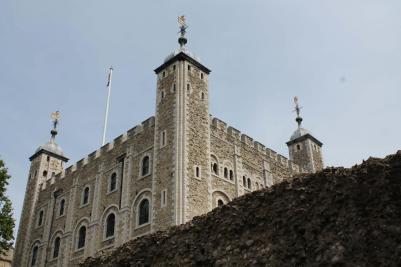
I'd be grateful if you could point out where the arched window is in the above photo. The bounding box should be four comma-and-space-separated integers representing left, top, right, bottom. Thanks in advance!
138, 199, 150, 225
255, 182, 259, 189
296, 144, 301, 151
77, 226, 86, 249
31, 246, 38, 266
247, 178, 251, 189
109, 173, 117, 192
105, 213, 115, 238
224, 168, 228, 178
242, 176, 246, 187
195, 166, 200, 178
83, 187, 90, 205
217, 199, 224, 207
43, 170, 48, 177
59, 199, 65, 216
38, 210, 44, 226
141, 156, 150, 176
212, 163, 218, 175
53, 237, 61, 258
229, 170, 234, 181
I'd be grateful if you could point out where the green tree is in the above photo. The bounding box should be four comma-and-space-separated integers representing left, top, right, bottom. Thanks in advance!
0, 159, 14, 255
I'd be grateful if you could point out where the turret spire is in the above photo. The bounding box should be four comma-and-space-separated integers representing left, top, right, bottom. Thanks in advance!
178, 15, 188, 48
293, 96, 303, 129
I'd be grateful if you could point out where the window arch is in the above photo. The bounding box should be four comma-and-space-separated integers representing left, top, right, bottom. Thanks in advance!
138, 199, 150, 226
229, 170, 234, 181
31, 245, 39, 266
141, 156, 150, 176
53, 236, 61, 258
82, 187, 90, 205
77, 226, 86, 249
109, 173, 117, 192
247, 178, 251, 189
105, 213, 115, 238
59, 199, 65, 216
242, 176, 246, 187
224, 167, 228, 179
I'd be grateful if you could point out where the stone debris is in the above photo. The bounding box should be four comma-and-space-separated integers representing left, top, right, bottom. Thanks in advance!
82, 151, 401, 266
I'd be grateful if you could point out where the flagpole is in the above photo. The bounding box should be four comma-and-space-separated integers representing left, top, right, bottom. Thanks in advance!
102, 66, 113, 146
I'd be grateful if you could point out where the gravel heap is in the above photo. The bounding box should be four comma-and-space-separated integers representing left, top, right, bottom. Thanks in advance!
82, 151, 401, 266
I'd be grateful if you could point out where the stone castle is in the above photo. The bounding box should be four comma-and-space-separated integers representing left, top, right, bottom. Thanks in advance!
14, 20, 323, 267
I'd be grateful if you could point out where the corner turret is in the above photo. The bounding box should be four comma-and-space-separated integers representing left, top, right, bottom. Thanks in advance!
286, 97, 323, 173
14, 111, 68, 267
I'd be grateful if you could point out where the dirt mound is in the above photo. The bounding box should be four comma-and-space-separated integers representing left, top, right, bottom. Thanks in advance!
82, 151, 401, 266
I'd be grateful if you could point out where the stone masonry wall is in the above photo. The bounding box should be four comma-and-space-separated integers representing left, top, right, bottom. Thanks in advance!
185, 62, 211, 221
22, 118, 155, 266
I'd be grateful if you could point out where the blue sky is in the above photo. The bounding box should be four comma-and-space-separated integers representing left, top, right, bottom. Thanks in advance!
1, 0, 400, 235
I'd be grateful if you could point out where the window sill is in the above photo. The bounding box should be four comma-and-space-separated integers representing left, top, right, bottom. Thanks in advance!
74, 247, 85, 253
106, 189, 118, 196
135, 222, 151, 230
79, 203, 90, 209
102, 235, 115, 242
138, 173, 151, 181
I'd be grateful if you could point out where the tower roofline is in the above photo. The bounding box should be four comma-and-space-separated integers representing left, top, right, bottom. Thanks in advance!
29, 149, 69, 162
154, 51, 211, 74
286, 133, 323, 147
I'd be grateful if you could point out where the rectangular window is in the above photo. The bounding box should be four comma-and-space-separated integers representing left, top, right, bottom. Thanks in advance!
194, 165, 201, 179
160, 130, 167, 148
187, 65, 191, 71
161, 189, 167, 207
201, 73, 204, 80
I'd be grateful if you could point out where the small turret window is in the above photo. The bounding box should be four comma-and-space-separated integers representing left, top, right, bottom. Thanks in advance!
105, 213, 115, 238
296, 144, 301, 151
109, 173, 117, 193
43, 170, 48, 177
53, 237, 60, 258
138, 199, 150, 225
187, 65, 191, 71
201, 73, 204, 80
224, 167, 228, 179
173, 65, 176, 71
38, 210, 44, 226
59, 199, 65, 216
247, 178, 251, 189
77, 226, 86, 249
212, 163, 218, 175
82, 187, 90, 205
141, 156, 150, 176
243, 176, 246, 187
229, 170, 234, 181
217, 199, 224, 207
162, 71, 166, 78
31, 246, 38, 266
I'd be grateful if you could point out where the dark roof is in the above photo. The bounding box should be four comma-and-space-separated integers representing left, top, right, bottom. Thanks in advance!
154, 52, 211, 74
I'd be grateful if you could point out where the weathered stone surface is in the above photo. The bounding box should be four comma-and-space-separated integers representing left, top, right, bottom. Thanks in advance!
82, 151, 401, 266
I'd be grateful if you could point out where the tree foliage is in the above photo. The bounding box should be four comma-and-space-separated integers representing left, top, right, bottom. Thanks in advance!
0, 159, 14, 255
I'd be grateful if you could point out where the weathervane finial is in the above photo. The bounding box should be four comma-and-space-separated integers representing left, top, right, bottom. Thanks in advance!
293, 97, 303, 128
178, 15, 188, 47
50, 111, 60, 141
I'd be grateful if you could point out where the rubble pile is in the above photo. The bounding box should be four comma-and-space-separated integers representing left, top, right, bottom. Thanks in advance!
82, 151, 401, 266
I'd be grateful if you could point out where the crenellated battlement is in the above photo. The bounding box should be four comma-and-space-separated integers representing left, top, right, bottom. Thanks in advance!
37, 116, 156, 191
210, 116, 306, 174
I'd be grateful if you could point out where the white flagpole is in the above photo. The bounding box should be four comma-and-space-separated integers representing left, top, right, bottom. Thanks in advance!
102, 66, 113, 146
